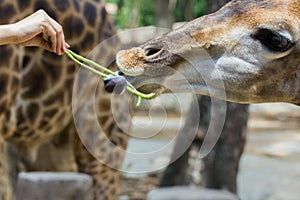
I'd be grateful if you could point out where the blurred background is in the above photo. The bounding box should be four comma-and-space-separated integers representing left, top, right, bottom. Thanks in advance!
103, 1, 300, 200
106, 0, 206, 29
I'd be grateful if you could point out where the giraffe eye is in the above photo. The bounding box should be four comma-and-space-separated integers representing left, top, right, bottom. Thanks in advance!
252, 28, 293, 52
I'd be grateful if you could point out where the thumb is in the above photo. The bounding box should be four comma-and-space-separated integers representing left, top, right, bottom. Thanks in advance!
20, 34, 60, 54
24, 35, 55, 53
38, 39, 53, 53
35, 34, 53, 53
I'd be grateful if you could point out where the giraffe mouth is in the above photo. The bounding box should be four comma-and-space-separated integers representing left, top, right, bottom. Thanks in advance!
103, 71, 164, 96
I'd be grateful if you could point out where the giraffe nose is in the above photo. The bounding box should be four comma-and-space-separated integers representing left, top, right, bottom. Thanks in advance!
144, 47, 163, 57
117, 71, 124, 76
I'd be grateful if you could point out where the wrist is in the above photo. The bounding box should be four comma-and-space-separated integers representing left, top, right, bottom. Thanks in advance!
0, 24, 19, 45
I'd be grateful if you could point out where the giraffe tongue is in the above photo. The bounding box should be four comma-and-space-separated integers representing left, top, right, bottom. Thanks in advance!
103, 75, 127, 94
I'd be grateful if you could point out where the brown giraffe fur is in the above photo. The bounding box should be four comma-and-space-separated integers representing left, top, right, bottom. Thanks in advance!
0, 0, 130, 199
116, 0, 300, 105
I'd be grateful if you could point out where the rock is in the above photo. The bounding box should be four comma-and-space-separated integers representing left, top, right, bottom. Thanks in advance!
147, 186, 239, 200
16, 172, 93, 200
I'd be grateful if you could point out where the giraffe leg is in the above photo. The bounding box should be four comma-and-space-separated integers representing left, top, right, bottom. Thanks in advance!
71, 98, 130, 200
71, 59, 130, 200
72, 129, 124, 200
19, 124, 78, 172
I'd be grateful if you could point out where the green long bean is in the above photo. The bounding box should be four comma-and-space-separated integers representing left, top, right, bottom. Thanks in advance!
65, 49, 155, 106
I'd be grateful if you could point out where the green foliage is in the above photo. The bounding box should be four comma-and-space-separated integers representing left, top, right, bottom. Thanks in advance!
193, 0, 207, 18
138, 0, 155, 27
107, 0, 207, 28
106, 0, 154, 28
174, 0, 206, 21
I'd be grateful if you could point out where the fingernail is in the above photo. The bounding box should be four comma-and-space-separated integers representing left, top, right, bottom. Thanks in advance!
65, 43, 70, 48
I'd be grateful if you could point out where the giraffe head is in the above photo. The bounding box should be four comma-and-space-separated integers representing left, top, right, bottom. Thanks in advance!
116, 0, 300, 105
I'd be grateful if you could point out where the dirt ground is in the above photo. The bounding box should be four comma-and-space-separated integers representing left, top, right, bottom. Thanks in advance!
118, 103, 300, 200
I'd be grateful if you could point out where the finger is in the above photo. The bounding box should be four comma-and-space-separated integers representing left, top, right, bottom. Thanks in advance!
48, 17, 65, 55
59, 28, 67, 54
61, 33, 66, 54
21, 34, 52, 52
56, 28, 62, 55
43, 23, 57, 53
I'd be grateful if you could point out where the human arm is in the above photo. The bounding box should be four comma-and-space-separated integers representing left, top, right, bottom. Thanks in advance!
0, 9, 68, 55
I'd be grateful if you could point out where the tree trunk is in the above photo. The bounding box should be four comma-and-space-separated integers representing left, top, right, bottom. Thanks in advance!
154, 0, 175, 29
184, 0, 195, 21
206, 0, 231, 13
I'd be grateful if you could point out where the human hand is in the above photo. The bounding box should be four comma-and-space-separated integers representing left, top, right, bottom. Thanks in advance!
10, 10, 69, 55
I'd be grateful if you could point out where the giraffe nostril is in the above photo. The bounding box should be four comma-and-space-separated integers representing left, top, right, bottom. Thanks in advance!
144, 48, 163, 57
117, 71, 124, 76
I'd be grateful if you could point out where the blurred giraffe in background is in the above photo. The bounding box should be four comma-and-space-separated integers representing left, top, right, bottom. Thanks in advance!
0, 0, 130, 199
